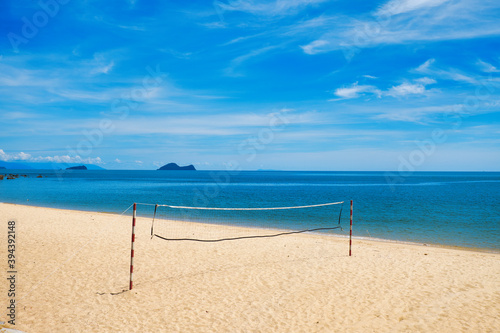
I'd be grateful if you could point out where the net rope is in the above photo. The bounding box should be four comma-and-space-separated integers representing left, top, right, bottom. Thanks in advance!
157, 201, 343, 210
138, 201, 345, 243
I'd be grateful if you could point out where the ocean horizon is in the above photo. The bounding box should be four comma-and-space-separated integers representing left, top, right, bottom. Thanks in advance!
1, 169, 499, 251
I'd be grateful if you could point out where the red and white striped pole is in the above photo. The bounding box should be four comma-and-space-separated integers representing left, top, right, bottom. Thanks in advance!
129, 203, 137, 290
349, 200, 353, 256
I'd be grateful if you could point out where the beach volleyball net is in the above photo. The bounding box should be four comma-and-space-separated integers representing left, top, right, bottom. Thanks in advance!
128, 201, 353, 290
145, 201, 345, 242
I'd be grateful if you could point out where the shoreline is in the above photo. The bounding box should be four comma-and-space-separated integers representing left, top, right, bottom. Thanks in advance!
2, 201, 498, 254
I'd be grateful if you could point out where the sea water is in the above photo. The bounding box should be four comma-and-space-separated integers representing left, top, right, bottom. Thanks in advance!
0, 170, 499, 251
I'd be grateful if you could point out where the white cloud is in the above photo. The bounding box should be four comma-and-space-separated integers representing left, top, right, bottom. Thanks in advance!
0, 55, 196, 109
476, 59, 500, 73
32, 155, 103, 164
332, 82, 381, 100
300, 40, 329, 55
373, 104, 462, 122
333, 77, 436, 100
415, 77, 436, 85
0, 112, 40, 120
92, 60, 115, 75
89, 53, 115, 75
221, 33, 266, 46
386, 82, 427, 97
376, 0, 450, 17
99, 109, 315, 136
415, 59, 479, 84
373, 95, 500, 122
0, 63, 60, 88
0, 149, 31, 162
219, 0, 329, 16
0, 149, 10, 161
300, 1, 500, 56
0, 149, 103, 164
447, 72, 478, 84
384, 76, 436, 97
17, 152, 32, 160
225, 45, 280, 76
415, 59, 435, 72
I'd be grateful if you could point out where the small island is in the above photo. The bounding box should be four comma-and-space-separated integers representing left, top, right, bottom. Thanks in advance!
0, 166, 6, 169
157, 163, 196, 171
66, 165, 88, 170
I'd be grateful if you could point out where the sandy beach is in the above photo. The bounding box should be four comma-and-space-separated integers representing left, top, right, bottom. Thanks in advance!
0, 202, 499, 332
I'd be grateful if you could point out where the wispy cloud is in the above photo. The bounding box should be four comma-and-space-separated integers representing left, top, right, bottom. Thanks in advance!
0, 55, 219, 109
0, 63, 60, 88
386, 82, 426, 97
373, 94, 500, 123
299, 0, 500, 55
2, 108, 316, 139
93, 109, 315, 136
332, 77, 436, 100
225, 45, 280, 76
416, 59, 435, 72
331, 82, 381, 100
414, 59, 480, 84
221, 32, 268, 46
476, 59, 500, 73
0, 112, 41, 120
375, 0, 451, 16
300, 40, 329, 55
217, 0, 329, 17
415, 77, 436, 85
386, 80, 436, 97
90, 59, 115, 75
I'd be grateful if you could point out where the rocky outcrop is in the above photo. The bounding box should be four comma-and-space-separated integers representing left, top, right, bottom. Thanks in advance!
66, 165, 88, 170
157, 163, 196, 171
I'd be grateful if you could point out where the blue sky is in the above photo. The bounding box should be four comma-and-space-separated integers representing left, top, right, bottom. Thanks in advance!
1, 0, 499, 171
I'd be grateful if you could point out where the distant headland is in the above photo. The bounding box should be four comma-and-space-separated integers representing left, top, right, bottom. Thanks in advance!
66, 165, 88, 170
157, 163, 196, 171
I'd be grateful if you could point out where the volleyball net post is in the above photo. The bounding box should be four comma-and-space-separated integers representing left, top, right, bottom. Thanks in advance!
349, 200, 353, 257
129, 203, 136, 290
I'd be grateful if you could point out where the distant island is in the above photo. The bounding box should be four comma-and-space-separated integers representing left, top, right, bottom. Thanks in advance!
157, 163, 196, 171
66, 165, 88, 170
0, 166, 6, 169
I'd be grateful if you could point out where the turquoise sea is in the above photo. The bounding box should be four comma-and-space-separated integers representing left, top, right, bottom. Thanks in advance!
0, 170, 499, 251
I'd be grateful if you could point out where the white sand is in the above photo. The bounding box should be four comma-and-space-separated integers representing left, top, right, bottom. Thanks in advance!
0, 203, 499, 332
